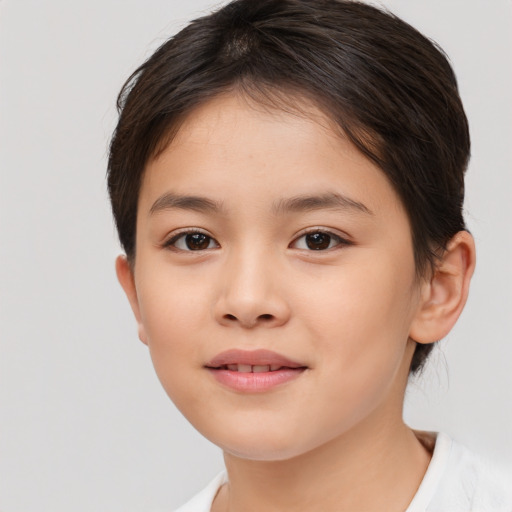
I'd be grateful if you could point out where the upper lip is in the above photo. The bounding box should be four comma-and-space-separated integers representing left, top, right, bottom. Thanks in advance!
205, 349, 306, 369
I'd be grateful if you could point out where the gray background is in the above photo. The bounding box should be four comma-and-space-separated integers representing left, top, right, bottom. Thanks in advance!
0, 1, 510, 510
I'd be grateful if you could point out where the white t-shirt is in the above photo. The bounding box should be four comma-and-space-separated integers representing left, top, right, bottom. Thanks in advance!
174, 433, 512, 511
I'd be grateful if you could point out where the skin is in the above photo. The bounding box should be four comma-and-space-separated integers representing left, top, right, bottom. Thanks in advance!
117, 93, 475, 511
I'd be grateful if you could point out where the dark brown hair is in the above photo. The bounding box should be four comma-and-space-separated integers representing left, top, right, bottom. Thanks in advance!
107, 0, 470, 374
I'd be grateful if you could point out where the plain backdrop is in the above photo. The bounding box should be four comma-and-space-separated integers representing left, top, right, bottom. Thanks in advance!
0, 1, 511, 511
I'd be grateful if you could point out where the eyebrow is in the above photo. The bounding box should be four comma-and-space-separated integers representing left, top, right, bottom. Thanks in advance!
149, 191, 372, 216
149, 193, 225, 215
271, 192, 373, 216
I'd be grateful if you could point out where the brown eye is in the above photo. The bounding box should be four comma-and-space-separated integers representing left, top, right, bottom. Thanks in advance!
291, 230, 349, 251
305, 232, 332, 250
166, 231, 219, 251
185, 233, 211, 250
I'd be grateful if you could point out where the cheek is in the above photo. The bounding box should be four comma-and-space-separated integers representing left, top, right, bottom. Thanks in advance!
138, 261, 212, 334
281, 263, 417, 445
297, 255, 417, 381
136, 268, 212, 397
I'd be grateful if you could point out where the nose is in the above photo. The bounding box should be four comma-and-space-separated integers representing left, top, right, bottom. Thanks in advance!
213, 248, 291, 329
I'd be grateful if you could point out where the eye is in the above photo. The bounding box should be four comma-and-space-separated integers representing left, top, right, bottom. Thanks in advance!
291, 230, 349, 251
165, 231, 219, 251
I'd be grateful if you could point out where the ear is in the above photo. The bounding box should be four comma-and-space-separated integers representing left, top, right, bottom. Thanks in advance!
115, 255, 148, 345
409, 231, 476, 344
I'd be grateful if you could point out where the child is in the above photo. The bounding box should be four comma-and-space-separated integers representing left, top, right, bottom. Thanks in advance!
107, 0, 512, 510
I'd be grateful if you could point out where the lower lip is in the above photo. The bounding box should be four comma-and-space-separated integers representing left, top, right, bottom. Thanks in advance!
207, 368, 306, 392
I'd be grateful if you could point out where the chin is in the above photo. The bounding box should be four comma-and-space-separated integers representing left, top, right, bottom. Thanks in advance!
221, 442, 304, 462
205, 423, 320, 462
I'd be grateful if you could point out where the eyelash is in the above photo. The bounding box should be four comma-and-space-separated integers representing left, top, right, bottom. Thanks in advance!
291, 229, 352, 251
163, 229, 219, 252
162, 228, 352, 253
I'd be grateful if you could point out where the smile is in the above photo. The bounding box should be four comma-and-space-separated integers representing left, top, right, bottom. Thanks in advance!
216, 364, 294, 372
205, 349, 308, 392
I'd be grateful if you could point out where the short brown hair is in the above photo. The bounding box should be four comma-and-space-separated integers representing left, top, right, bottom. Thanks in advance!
107, 0, 470, 374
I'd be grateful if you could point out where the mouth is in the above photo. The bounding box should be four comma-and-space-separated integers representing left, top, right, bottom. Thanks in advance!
205, 349, 308, 392
208, 363, 302, 373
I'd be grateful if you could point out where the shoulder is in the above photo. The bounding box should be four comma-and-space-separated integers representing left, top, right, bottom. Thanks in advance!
173, 471, 227, 512
408, 432, 512, 512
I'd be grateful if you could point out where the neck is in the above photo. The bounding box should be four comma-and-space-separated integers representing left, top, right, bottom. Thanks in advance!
214, 418, 431, 512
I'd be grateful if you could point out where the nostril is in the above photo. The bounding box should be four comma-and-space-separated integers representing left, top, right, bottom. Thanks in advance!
220, 313, 278, 326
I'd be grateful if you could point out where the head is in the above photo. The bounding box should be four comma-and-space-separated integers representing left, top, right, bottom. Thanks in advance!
108, 0, 471, 376
108, 0, 475, 459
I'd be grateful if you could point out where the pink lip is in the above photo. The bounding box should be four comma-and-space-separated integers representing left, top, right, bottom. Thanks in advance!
206, 349, 304, 368
205, 349, 307, 393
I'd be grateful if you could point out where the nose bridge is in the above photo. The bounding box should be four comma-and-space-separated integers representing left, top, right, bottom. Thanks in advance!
215, 239, 289, 328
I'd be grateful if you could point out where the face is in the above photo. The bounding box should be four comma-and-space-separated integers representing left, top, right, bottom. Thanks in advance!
119, 93, 424, 461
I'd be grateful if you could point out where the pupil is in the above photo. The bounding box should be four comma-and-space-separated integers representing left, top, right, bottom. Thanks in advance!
186, 233, 210, 250
306, 232, 330, 250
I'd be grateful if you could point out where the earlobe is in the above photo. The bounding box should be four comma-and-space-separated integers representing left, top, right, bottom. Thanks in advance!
115, 255, 149, 345
409, 231, 476, 344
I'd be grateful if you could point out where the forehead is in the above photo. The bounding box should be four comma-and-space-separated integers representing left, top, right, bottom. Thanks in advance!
139, 93, 405, 223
